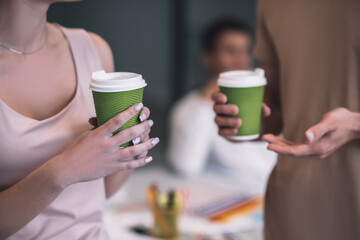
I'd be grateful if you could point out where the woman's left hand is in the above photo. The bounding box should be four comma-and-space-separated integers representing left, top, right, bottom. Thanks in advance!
88, 106, 151, 158
262, 108, 360, 159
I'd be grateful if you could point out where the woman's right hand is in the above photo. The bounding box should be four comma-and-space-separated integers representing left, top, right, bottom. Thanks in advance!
211, 91, 271, 140
51, 103, 158, 188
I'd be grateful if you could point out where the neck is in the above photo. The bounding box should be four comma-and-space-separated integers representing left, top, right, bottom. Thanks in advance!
0, 0, 49, 53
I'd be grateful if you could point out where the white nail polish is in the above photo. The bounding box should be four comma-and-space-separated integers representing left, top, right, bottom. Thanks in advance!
151, 137, 160, 146
132, 136, 141, 145
135, 103, 143, 112
139, 113, 147, 122
148, 119, 154, 127
145, 156, 153, 163
307, 131, 315, 143
105, 133, 114, 139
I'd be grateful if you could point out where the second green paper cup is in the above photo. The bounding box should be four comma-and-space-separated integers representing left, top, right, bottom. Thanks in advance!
90, 70, 147, 147
218, 68, 267, 141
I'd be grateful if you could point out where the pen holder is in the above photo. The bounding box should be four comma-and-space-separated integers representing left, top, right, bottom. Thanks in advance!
147, 184, 183, 239
152, 208, 179, 239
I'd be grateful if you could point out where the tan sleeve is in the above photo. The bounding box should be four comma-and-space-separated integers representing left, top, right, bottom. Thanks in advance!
254, 0, 278, 64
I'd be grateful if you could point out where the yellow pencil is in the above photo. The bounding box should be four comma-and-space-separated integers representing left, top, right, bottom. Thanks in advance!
209, 197, 263, 223
147, 183, 158, 210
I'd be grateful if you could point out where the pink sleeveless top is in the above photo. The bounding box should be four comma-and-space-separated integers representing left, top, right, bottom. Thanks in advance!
0, 26, 109, 240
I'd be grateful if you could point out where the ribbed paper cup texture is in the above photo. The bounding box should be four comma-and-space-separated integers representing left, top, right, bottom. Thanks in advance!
218, 68, 267, 141
90, 71, 147, 147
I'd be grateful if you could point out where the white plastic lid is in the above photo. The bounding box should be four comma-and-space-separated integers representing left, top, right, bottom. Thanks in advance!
217, 68, 267, 88
90, 70, 147, 92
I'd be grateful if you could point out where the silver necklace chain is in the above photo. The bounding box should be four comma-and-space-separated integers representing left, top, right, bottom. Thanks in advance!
0, 29, 48, 55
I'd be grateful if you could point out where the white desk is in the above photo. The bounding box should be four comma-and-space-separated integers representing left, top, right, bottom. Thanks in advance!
103, 166, 263, 240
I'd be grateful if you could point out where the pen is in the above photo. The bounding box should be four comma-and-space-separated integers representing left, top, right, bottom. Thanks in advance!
167, 189, 175, 210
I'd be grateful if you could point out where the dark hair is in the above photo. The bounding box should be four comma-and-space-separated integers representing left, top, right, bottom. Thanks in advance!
201, 16, 253, 53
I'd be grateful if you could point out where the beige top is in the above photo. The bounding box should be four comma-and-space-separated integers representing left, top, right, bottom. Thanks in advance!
0, 26, 109, 239
255, 0, 360, 239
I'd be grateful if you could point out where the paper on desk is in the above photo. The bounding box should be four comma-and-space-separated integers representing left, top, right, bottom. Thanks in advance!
179, 176, 260, 217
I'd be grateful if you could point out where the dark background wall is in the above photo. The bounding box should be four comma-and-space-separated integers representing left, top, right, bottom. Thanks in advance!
184, 0, 257, 93
47, 0, 257, 164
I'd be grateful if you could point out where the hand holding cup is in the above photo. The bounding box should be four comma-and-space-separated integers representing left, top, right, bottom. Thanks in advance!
91, 70, 148, 147
212, 69, 270, 141
52, 103, 159, 188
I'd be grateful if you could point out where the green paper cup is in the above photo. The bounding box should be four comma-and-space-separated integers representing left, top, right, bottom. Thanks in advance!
218, 68, 267, 141
90, 70, 147, 147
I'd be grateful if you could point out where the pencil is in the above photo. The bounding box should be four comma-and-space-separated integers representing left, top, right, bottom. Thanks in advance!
147, 183, 158, 210
209, 197, 263, 223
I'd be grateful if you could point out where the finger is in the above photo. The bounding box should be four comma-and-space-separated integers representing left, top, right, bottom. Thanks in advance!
263, 134, 329, 157
262, 134, 293, 146
266, 143, 296, 155
113, 119, 154, 146
88, 117, 98, 129
262, 134, 276, 143
116, 137, 160, 159
139, 107, 150, 122
211, 92, 227, 104
137, 134, 150, 159
99, 103, 144, 137
262, 134, 287, 144
262, 103, 271, 117
213, 104, 239, 116
117, 156, 153, 170
131, 125, 151, 146
305, 119, 334, 143
215, 116, 241, 128
132, 131, 150, 146
267, 142, 314, 157
219, 127, 238, 137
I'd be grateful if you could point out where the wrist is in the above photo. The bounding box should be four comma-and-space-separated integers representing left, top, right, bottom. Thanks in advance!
41, 155, 72, 192
350, 111, 360, 140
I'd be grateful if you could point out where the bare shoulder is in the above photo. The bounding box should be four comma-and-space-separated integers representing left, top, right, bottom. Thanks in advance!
88, 32, 115, 72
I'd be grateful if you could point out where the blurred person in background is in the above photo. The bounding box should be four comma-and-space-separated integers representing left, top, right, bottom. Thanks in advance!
168, 16, 276, 194
212, 0, 360, 239
0, 0, 158, 239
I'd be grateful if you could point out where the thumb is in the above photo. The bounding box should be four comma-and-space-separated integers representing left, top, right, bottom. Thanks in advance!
211, 92, 227, 104
305, 120, 330, 143
262, 103, 271, 117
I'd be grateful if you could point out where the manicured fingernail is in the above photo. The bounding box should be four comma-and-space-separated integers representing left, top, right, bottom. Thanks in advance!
145, 156, 153, 163
307, 131, 315, 143
132, 136, 141, 145
228, 107, 235, 114
135, 103, 143, 112
148, 119, 154, 127
139, 113, 147, 122
152, 137, 160, 146
105, 133, 113, 139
